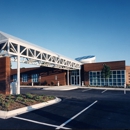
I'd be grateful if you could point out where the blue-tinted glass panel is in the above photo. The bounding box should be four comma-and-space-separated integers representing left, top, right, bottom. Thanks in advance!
97, 83, 100, 86
101, 79, 104, 82
93, 72, 96, 77
121, 71, 124, 74
122, 75, 124, 78
32, 74, 38, 82
109, 79, 112, 83
101, 82, 105, 86
89, 72, 92, 76
97, 72, 100, 75
101, 74, 104, 78
22, 74, 28, 82
113, 79, 116, 83
122, 79, 125, 83
97, 79, 100, 83
117, 75, 121, 78
109, 75, 112, 78
118, 83, 121, 86
117, 71, 120, 74
113, 83, 116, 85
13, 75, 17, 82
113, 71, 116, 74
90, 82, 92, 85
121, 83, 124, 86
117, 79, 121, 82
97, 75, 100, 78
113, 75, 116, 78
109, 83, 112, 86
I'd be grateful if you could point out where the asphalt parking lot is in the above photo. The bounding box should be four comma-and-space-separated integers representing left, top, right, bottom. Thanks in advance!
0, 88, 130, 129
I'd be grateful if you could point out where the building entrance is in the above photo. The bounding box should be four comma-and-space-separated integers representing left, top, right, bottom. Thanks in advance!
70, 70, 79, 85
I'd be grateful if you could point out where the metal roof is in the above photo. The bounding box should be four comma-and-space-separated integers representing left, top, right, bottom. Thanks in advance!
0, 31, 81, 70
75, 55, 95, 61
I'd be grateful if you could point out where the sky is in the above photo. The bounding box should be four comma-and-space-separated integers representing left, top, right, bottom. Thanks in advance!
0, 0, 130, 68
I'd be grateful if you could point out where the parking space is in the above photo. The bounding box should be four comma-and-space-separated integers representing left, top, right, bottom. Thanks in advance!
0, 88, 130, 129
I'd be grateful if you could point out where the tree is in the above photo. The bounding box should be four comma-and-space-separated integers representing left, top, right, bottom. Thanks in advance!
101, 64, 111, 86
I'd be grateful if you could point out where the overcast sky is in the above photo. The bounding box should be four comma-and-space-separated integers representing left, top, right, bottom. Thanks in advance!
0, 0, 130, 68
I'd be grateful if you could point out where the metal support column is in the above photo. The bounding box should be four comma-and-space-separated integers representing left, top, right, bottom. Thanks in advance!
17, 45, 20, 94
67, 70, 69, 86
79, 69, 81, 86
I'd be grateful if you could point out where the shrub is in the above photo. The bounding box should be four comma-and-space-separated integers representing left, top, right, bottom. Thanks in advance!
51, 81, 54, 86
42, 80, 47, 85
29, 99, 35, 103
47, 96, 55, 100
0, 94, 4, 97
26, 93, 33, 99
33, 95, 42, 101
23, 99, 28, 103
2, 101, 10, 109
16, 96, 23, 101
4, 102, 10, 108
9, 99, 15, 103
0, 94, 4, 99
6, 95, 12, 100
0, 98, 3, 103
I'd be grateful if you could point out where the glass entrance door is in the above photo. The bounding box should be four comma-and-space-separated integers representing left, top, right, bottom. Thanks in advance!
71, 75, 79, 85
71, 76, 75, 85
70, 70, 80, 85
76, 76, 79, 85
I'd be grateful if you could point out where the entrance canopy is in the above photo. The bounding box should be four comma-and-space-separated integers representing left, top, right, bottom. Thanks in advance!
0, 31, 81, 70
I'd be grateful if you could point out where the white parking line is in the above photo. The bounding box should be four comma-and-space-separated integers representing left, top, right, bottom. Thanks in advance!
56, 100, 98, 130
82, 89, 92, 92
13, 116, 70, 129
101, 89, 107, 93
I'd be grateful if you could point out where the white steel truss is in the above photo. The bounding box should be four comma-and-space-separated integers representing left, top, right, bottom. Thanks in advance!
0, 31, 81, 70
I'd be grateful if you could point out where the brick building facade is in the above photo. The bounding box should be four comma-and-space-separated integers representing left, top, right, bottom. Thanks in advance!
81, 61, 126, 87
126, 66, 130, 85
10, 60, 130, 87
0, 57, 130, 95
0, 57, 10, 95
11, 67, 67, 86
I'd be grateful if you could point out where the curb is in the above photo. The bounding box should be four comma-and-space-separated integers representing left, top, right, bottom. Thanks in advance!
79, 86, 130, 91
0, 97, 61, 119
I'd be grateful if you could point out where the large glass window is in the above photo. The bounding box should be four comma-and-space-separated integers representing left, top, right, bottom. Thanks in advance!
22, 74, 28, 82
32, 74, 38, 82
89, 70, 125, 87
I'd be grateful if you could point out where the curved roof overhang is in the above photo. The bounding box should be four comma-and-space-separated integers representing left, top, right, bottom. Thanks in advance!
0, 31, 81, 70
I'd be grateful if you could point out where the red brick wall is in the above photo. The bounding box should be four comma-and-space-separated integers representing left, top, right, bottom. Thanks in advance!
0, 57, 10, 95
11, 67, 67, 86
82, 60, 125, 86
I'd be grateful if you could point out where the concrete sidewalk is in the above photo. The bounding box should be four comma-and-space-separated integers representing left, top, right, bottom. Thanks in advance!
21, 85, 79, 91
21, 85, 130, 91
42, 85, 79, 91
